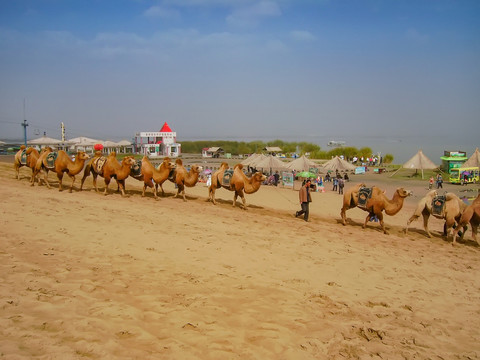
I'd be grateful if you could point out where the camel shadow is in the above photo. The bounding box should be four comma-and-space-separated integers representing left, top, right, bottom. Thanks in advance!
204, 198, 264, 210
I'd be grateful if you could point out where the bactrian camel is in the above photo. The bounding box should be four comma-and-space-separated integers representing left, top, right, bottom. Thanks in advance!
14, 146, 51, 185
80, 152, 136, 196
208, 163, 266, 209
452, 194, 480, 245
130, 156, 175, 199
36, 150, 90, 192
405, 190, 468, 245
341, 184, 413, 234
167, 159, 203, 201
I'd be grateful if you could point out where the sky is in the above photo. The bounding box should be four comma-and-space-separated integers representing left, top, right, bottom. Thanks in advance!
0, 0, 479, 162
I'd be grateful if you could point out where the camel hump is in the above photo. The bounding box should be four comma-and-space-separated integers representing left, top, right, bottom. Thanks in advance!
108, 151, 117, 158
175, 159, 183, 166
234, 164, 243, 170
20, 145, 26, 150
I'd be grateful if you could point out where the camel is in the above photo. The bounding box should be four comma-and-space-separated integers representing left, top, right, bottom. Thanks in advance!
405, 190, 468, 244
452, 194, 480, 245
36, 150, 90, 192
208, 163, 266, 209
167, 159, 203, 201
130, 156, 176, 199
341, 184, 413, 234
14, 146, 48, 184
80, 152, 136, 196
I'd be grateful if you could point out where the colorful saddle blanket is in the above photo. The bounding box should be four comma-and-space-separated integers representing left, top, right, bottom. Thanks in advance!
45, 152, 58, 169
130, 160, 142, 178
357, 187, 373, 209
93, 156, 107, 175
432, 195, 446, 216
221, 170, 234, 186
19, 150, 27, 165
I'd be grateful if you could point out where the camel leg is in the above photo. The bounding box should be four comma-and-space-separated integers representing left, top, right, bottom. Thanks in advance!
57, 173, 64, 192
209, 186, 217, 205
377, 212, 388, 234
362, 213, 372, 229
405, 214, 419, 234
472, 224, 478, 245
42, 169, 51, 188
68, 174, 76, 193
80, 167, 90, 191
340, 206, 348, 226
118, 180, 127, 197
446, 217, 456, 245
422, 212, 432, 238
92, 174, 99, 192
103, 177, 111, 196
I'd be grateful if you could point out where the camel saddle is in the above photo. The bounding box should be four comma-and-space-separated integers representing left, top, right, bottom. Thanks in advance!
130, 160, 142, 178
432, 195, 446, 216
221, 170, 234, 187
19, 150, 27, 165
45, 152, 58, 169
357, 187, 373, 209
93, 156, 107, 175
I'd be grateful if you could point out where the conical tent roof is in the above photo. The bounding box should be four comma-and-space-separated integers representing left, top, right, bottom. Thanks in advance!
402, 150, 437, 170
253, 155, 288, 170
286, 155, 318, 171
390, 150, 438, 179
320, 156, 356, 172
462, 148, 480, 168
241, 153, 265, 166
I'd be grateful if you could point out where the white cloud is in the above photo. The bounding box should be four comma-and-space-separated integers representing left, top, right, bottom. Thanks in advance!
226, 0, 282, 28
289, 30, 315, 42
144, 6, 180, 19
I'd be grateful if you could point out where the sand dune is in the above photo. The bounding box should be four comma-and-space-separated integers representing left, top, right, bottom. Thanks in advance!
1, 160, 479, 359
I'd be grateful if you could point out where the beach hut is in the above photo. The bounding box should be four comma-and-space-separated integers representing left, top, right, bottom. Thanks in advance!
462, 148, 480, 168
320, 156, 356, 172
286, 155, 318, 171
390, 150, 438, 179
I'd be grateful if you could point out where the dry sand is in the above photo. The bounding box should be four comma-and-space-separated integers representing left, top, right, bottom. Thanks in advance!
1, 159, 480, 359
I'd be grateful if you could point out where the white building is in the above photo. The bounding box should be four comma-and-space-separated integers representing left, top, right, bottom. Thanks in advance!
134, 122, 181, 158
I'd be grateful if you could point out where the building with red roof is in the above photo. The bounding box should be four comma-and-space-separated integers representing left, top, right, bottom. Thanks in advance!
134, 122, 181, 158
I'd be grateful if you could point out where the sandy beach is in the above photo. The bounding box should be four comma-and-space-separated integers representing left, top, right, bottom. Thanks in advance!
1, 159, 479, 359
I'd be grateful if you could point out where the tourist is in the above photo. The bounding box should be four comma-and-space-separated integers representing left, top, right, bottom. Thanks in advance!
429, 176, 434, 189
295, 179, 312, 222
436, 173, 443, 189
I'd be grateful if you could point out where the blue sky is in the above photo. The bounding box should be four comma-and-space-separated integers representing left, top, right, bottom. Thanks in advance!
0, 0, 478, 161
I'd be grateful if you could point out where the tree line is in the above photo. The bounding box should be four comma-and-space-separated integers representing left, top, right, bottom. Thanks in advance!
179, 139, 394, 163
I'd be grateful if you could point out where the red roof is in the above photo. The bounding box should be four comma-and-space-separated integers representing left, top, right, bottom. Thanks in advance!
159, 122, 172, 132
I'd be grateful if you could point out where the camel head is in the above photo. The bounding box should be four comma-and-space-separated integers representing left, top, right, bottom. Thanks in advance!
396, 187, 413, 198
76, 151, 90, 161
20, 145, 26, 151
220, 162, 229, 168
41, 146, 53, 154
122, 156, 136, 167
175, 159, 183, 166
252, 171, 267, 183
161, 157, 176, 170
191, 164, 203, 173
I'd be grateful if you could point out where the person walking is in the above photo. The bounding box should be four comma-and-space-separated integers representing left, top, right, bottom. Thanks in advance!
436, 173, 443, 189
295, 179, 312, 222
428, 176, 434, 189
338, 176, 344, 194
332, 177, 338, 192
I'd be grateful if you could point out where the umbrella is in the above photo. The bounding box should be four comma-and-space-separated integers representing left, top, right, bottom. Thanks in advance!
296, 171, 317, 178
253, 155, 288, 170
203, 169, 212, 174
